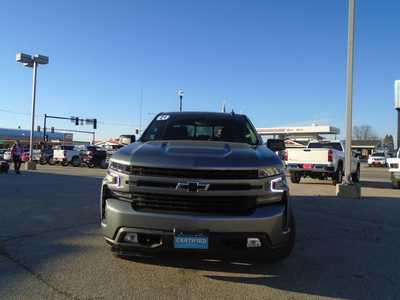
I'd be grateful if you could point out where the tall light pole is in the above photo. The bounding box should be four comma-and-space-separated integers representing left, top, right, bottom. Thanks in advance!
337, 0, 360, 198
395, 80, 400, 150
344, 0, 355, 184
177, 88, 184, 112
16, 53, 49, 170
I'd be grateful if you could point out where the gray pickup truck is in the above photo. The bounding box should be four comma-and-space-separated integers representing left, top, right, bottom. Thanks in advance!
101, 112, 295, 261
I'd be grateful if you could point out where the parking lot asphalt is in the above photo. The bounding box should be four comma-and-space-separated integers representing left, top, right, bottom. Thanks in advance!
1, 164, 400, 299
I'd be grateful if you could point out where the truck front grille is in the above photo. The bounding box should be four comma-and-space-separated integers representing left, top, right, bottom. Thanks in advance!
109, 163, 258, 179
128, 192, 256, 215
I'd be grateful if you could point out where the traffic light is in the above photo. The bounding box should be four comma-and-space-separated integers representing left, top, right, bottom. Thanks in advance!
75, 117, 79, 126
93, 119, 97, 129
51, 127, 55, 133
37, 125, 41, 132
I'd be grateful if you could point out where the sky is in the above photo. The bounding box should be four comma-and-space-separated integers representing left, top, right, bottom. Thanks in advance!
0, 0, 399, 142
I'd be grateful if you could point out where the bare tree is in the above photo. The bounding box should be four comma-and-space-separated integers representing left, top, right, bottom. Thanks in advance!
353, 125, 380, 140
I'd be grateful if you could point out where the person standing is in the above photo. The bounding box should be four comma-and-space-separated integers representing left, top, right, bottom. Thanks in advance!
11, 140, 22, 174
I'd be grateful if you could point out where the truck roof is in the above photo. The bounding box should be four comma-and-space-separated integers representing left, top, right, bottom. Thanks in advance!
157, 111, 247, 119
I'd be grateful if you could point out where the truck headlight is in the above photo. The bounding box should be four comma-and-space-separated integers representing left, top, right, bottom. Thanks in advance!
104, 170, 120, 187
270, 176, 288, 193
258, 165, 284, 178
108, 161, 131, 175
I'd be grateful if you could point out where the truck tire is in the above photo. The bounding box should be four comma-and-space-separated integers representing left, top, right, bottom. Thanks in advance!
47, 156, 56, 166
332, 165, 343, 185
290, 172, 301, 184
39, 158, 47, 165
391, 174, 400, 189
351, 165, 360, 183
71, 156, 81, 167
61, 161, 69, 166
100, 159, 108, 169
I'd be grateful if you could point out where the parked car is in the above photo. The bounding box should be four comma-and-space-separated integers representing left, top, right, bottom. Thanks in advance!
101, 112, 295, 261
53, 145, 81, 167
387, 149, 400, 188
3, 150, 12, 162
82, 146, 108, 169
368, 152, 388, 167
20, 149, 41, 162
284, 140, 360, 185
0, 149, 6, 160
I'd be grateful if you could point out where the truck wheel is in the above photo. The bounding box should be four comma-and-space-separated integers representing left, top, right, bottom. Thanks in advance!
333, 166, 343, 185
260, 213, 296, 262
61, 161, 69, 166
39, 158, 47, 165
391, 174, 400, 189
290, 172, 301, 184
351, 165, 360, 183
71, 156, 81, 167
48, 156, 56, 166
100, 159, 108, 169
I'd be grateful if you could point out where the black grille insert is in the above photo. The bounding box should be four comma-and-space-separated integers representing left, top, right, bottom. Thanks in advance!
129, 192, 256, 215
129, 166, 258, 179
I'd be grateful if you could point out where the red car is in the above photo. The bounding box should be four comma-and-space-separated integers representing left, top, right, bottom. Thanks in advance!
21, 152, 30, 162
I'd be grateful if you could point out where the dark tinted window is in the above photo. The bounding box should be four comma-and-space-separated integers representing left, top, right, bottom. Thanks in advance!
141, 114, 259, 145
308, 142, 343, 151
372, 152, 385, 157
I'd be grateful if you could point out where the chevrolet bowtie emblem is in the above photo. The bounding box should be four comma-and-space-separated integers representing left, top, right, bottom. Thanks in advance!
176, 182, 210, 192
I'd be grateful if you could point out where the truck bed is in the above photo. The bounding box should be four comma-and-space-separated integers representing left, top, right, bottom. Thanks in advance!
286, 148, 329, 164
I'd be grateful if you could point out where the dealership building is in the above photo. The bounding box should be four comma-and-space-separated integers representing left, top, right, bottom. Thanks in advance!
0, 128, 73, 149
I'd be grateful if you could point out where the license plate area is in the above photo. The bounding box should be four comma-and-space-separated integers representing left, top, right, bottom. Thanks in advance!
303, 163, 313, 169
174, 232, 209, 249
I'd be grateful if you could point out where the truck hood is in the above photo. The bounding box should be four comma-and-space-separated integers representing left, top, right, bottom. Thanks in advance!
111, 140, 281, 169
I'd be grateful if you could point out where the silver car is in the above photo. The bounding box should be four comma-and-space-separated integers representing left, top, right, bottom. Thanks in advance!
101, 112, 295, 261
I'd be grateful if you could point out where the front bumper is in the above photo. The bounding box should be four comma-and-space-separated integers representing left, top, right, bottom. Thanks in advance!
286, 163, 335, 173
368, 160, 386, 166
102, 197, 291, 254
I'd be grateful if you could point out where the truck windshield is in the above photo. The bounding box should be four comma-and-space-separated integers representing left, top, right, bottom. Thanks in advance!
372, 152, 385, 157
141, 114, 259, 145
308, 142, 342, 151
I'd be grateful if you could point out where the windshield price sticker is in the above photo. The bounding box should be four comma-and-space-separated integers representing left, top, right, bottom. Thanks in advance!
156, 115, 170, 121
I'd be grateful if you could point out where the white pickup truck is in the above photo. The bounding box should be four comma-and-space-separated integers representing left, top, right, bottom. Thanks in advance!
387, 149, 400, 188
284, 140, 360, 185
53, 145, 81, 167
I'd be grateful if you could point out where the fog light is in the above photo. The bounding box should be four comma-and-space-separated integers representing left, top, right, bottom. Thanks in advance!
246, 238, 262, 248
123, 232, 138, 243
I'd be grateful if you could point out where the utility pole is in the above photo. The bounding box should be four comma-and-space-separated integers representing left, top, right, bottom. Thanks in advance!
395, 80, 400, 150
16, 53, 49, 170
29, 61, 38, 163
177, 88, 184, 112
337, 0, 361, 198
344, 0, 355, 184
139, 88, 143, 134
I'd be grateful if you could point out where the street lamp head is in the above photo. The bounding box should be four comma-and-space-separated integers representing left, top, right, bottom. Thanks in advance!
16, 53, 49, 66
177, 88, 184, 97
16, 52, 33, 65
33, 54, 49, 65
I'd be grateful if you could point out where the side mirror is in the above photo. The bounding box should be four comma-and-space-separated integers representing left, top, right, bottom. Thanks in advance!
267, 139, 285, 152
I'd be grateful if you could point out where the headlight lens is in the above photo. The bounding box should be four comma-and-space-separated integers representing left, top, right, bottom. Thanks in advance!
104, 170, 121, 186
258, 165, 285, 178
270, 176, 288, 193
108, 161, 131, 174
